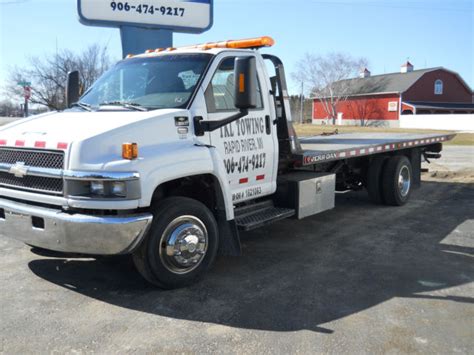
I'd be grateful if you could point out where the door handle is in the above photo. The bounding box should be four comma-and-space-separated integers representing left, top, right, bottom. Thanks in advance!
265, 115, 271, 135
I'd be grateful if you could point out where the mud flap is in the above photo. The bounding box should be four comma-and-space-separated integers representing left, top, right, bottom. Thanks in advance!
217, 213, 242, 256
410, 148, 421, 188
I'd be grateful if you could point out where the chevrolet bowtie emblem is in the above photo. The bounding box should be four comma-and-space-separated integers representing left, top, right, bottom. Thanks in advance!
9, 162, 28, 178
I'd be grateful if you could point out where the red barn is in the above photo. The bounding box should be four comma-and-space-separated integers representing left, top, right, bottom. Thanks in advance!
312, 62, 474, 127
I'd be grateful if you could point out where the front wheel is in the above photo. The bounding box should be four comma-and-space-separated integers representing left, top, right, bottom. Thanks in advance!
133, 197, 219, 289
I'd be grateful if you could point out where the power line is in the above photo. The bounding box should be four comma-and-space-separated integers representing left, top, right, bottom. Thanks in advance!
0, 0, 31, 5
220, 0, 472, 12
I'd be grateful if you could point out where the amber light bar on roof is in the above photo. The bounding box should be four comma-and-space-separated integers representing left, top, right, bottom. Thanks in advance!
126, 36, 275, 58
181, 36, 275, 50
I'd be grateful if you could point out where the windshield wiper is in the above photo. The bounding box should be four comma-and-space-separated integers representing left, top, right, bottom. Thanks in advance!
71, 102, 92, 111
99, 101, 148, 112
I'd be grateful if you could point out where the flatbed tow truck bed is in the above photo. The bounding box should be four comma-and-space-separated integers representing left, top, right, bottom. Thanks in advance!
294, 132, 456, 166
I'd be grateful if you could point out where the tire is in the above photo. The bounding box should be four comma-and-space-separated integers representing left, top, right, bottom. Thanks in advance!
382, 155, 413, 206
366, 156, 388, 204
133, 197, 219, 289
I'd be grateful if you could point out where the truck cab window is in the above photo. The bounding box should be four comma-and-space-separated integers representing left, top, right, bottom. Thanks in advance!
80, 54, 212, 110
205, 57, 263, 113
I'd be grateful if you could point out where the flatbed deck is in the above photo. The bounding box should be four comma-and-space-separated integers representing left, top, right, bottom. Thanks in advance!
295, 132, 456, 165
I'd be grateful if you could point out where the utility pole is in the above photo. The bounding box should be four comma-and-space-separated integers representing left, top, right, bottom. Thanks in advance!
17, 80, 31, 117
23, 86, 31, 117
300, 81, 304, 124
24, 94, 28, 117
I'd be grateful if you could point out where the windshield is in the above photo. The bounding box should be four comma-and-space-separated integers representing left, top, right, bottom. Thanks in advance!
79, 54, 212, 110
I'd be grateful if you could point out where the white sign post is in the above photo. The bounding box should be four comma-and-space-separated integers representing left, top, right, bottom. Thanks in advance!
77, 0, 213, 56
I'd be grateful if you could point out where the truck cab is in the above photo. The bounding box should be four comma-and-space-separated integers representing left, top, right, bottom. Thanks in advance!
0, 37, 452, 288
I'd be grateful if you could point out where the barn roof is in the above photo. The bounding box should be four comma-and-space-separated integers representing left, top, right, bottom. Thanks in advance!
336, 67, 440, 96
404, 101, 474, 110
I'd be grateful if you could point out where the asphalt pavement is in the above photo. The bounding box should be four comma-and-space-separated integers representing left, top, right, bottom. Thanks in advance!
424, 145, 474, 171
1, 180, 473, 353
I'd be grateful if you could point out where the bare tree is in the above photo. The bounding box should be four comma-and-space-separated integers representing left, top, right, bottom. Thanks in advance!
0, 100, 20, 117
292, 52, 368, 124
5, 44, 112, 111
347, 98, 384, 127
289, 95, 313, 124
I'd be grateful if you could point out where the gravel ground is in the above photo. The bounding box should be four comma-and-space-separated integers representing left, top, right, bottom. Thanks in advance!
1, 185, 473, 353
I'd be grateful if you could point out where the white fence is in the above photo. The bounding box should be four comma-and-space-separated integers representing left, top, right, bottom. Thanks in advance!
399, 114, 474, 132
312, 118, 399, 128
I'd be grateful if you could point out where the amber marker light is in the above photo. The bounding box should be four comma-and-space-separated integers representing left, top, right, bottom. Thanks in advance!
122, 143, 138, 160
239, 74, 246, 93
225, 36, 275, 49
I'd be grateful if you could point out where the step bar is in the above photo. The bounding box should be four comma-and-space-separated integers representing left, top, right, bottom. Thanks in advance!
235, 200, 295, 231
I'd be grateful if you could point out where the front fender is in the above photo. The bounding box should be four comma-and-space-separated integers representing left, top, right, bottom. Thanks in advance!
139, 143, 234, 220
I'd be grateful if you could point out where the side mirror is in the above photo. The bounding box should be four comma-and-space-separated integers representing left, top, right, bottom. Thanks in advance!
66, 71, 80, 108
193, 57, 257, 136
234, 57, 257, 110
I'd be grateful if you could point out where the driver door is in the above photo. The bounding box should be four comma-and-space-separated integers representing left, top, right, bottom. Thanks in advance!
203, 55, 277, 204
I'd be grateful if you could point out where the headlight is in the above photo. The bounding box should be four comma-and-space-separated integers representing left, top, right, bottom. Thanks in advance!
90, 181, 105, 196
65, 178, 140, 200
110, 181, 127, 197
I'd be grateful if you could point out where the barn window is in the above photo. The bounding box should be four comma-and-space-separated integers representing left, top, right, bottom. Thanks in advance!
434, 79, 443, 95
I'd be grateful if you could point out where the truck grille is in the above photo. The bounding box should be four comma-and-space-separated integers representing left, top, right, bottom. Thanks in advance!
0, 148, 65, 195
0, 173, 64, 194
0, 148, 64, 169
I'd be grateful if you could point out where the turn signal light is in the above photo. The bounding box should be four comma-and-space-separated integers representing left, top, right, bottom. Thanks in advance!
239, 74, 245, 93
122, 143, 138, 160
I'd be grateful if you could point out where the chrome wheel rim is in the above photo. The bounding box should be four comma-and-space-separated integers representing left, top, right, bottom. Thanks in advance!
159, 216, 208, 274
398, 165, 411, 197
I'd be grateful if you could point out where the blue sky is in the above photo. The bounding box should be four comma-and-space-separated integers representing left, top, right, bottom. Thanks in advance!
0, 0, 472, 98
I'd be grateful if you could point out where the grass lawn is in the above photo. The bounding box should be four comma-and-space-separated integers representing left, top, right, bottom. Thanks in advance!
1, 120, 472, 145
294, 124, 474, 146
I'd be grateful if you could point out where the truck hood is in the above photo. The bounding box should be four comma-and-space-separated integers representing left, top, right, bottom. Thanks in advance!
0, 109, 182, 149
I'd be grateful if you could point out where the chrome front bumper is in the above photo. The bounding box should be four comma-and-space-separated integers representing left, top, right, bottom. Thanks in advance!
0, 198, 153, 255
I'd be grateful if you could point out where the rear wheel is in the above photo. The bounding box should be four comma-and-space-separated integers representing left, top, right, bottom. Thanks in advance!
133, 197, 219, 289
366, 156, 388, 204
382, 155, 413, 206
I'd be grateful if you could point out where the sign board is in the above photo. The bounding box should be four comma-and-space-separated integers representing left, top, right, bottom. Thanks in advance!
24, 87, 31, 100
78, 0, 213, 33
17, 81, 32, 87
388, 101, 398, 112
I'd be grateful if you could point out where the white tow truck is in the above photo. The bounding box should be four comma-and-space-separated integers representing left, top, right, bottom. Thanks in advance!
0, 37, 454, 288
